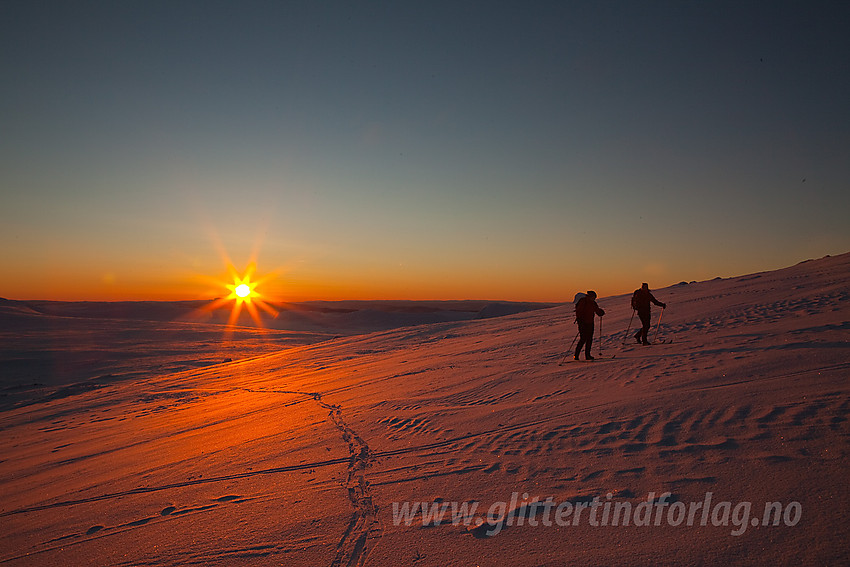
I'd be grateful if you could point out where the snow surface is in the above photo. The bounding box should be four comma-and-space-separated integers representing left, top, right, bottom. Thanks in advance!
1, 253, 849, 565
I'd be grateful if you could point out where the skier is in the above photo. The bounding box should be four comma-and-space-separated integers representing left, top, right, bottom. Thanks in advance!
575, 290, 605, 360
631, 283, 666, 345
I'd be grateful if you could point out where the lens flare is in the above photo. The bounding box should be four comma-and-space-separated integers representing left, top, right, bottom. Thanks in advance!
199, 261, 279, 329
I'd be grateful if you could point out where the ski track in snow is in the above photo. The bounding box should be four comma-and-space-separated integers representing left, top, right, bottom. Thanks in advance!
241, 388, 382, 567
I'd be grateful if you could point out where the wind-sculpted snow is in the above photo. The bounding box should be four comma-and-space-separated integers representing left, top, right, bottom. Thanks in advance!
1, 253, 849, 565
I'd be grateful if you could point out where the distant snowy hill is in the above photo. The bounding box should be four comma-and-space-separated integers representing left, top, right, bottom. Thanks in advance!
1, 298, 556, 334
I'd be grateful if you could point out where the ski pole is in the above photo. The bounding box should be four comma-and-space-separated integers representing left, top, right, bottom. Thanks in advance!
622, 309, 635, 344
560, 330, 580, 364
599, 314, 603, 357
653, 307, 664, 343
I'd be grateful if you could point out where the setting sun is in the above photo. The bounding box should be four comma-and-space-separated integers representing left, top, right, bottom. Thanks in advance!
225, 272, 257, 303
224, 270, 276, 325
198, 260, 279, 328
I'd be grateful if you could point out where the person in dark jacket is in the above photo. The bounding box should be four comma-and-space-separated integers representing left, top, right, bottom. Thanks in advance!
574, 290, 605, 360
631, 283, 666, 345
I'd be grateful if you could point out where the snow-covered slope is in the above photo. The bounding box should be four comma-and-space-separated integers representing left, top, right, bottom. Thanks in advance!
1, 253, 848, 566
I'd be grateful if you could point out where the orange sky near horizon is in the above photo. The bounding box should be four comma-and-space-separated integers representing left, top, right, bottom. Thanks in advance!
2, 4, 848, 303
1, 234, 833, 303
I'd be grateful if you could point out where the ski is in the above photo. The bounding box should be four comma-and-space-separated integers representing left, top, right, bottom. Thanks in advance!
621, 339, 672, 347
559, 356, 616, 365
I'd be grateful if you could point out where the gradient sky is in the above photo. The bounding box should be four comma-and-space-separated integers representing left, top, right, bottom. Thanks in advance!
1, 1, 848, 301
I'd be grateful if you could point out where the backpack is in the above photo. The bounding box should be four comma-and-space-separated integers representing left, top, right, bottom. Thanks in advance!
571, 292, 584, 320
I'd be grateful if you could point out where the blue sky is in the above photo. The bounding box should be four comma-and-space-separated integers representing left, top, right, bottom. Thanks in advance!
1, 1, 848, 300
